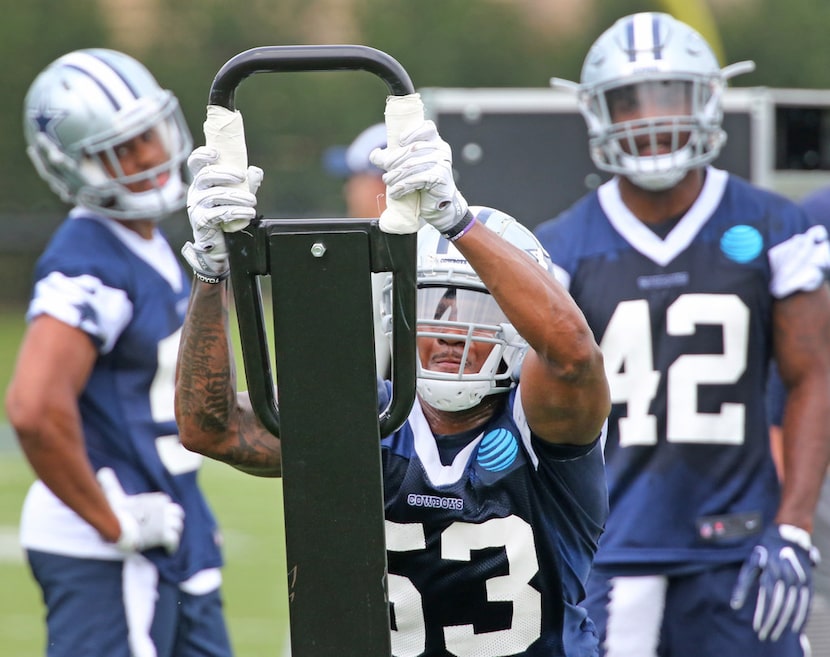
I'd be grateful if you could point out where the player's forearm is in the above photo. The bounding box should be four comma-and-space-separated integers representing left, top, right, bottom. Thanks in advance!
773, 285, 830, 532
14, 412, 122, 541
456, 221, 603, 379
776, 376, 830, 532
175, 280, 283, 476
456, 222, 609, 443
175, 281, 240, 455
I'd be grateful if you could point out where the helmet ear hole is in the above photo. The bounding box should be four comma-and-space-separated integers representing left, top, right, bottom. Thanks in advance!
27, 138, 77, 204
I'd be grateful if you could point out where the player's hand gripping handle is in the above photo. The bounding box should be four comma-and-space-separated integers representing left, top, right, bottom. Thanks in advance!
203, 105, 256, 233
371, 94, 472, 240
182, 106, 263, 283
376, 94, 424, 234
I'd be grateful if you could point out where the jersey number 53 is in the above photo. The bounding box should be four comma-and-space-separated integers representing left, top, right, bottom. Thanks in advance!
386, 515, 541, 657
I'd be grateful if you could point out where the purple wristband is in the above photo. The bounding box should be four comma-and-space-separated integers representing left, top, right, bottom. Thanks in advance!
443, 211, 476, 242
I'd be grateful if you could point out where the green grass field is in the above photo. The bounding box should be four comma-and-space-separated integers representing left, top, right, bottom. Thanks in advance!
0, 304, 291, 656
0, 305, 26, 424
0, 452, 290, 655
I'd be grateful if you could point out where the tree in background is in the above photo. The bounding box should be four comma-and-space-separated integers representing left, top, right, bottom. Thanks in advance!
3, 0, 830, 253
718, 0, 830, 88
0, 0, 107, 214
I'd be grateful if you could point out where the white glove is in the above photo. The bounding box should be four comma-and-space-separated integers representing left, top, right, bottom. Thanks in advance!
370, 120, 473, 240
182, 146, 263, 284
97, 467, 185, 554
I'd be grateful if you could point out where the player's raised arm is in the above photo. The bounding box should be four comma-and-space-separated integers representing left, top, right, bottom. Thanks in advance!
370, 102, 610, 445
452, 219, 610, 444
174, 113, 282, 477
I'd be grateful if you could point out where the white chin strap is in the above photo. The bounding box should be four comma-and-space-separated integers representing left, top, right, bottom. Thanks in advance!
417, 378, 492, 412
416, 343, 506, 412
117, 170, 185, 219
620, 145, 692, 191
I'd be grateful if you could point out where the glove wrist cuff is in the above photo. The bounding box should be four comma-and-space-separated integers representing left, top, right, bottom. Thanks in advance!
442, 210, 476, 242
778, 523, 813, 551
193, 269, 230, 285
181, 242, 229, 284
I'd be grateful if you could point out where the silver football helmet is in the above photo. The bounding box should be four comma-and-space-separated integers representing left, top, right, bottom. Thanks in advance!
381, 206, 553, 412
23, 49, 192, 220
553, 12, 754, 191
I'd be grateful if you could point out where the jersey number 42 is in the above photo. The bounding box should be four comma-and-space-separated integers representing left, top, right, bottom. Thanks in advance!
601, 293, 749, 447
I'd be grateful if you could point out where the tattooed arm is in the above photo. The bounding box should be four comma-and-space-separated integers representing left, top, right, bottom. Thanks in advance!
175, 280, 282, 477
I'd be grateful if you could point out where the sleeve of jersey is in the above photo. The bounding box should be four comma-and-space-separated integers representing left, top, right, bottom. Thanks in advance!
511, 385, 600, 466
26, 270, 133, 354
768, 223, 830, 298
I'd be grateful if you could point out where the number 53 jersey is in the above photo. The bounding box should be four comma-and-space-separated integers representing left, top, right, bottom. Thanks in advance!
381, 387, 608, 657
534, 167, 830, 571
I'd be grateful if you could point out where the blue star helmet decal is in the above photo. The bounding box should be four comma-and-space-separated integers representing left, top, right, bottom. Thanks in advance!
29, 105, 67, 143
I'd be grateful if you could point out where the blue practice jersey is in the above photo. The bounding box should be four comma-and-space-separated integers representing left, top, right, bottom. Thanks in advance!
534, 168, 829, 573
380, 384, 608, 657
19, 210, 222, 584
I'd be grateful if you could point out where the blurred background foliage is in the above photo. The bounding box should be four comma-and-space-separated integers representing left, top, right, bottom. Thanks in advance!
2, 0, 830, 301
2, 2, 830, 651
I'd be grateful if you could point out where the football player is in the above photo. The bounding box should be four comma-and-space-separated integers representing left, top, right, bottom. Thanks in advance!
175, 104, 611, 655
534, 12, 830, 657
6, 49, 233, 657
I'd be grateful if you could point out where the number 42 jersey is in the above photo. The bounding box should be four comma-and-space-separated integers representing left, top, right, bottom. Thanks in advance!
534, 168, 830, 571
